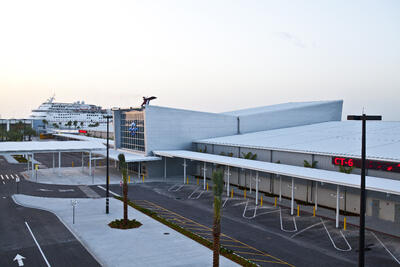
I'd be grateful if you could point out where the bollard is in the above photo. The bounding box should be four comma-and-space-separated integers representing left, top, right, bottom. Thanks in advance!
88, 162, 90, 167
274, 197, 277, 207
313, 206, 316, 217
108, 176, 110, 183
142, 175, 145, 183
197, 178, 199, 185
72, 161, 74, 167
206, 183, 209, 191
244, 189, 246, 199
231, 188, 233, 198
297, 205, 300, 217
128, 176, 130, 183
344, 217, 347, 230
261, 196, 263, 206
186, 177, 189, 184
99, 162, 101, 167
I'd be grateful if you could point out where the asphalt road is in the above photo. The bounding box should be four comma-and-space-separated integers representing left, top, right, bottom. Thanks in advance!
0, 156, 100, 267
91, 181, 400, 267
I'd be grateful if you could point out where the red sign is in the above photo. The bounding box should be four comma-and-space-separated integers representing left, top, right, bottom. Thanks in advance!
79, 130, 87, 133
332, 157, 400, 173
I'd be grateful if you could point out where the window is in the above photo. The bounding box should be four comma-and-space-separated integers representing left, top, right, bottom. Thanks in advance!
120, 110, 145, 152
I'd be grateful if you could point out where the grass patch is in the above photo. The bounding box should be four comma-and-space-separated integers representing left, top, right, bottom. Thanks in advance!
13, 155, 28, 163
114, 196, 256, 267
108, 218, 142, 229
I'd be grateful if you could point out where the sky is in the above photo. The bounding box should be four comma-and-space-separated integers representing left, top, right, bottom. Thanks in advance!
0, 0, 399, 120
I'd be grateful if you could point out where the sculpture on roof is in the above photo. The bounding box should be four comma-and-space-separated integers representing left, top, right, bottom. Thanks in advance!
141, 96, 157, 108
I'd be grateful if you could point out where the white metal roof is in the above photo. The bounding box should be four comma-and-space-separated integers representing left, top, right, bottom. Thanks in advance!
153, 150, 400, 195
0, 141, 105, 154
196, 121, 400, 162
54, 133, 115, 146
222, 100, 337, 116
94, 149, 160, 163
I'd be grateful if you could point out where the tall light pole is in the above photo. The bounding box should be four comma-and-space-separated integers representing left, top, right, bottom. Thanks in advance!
347, 113, 381, 267
104, 114, 113, 214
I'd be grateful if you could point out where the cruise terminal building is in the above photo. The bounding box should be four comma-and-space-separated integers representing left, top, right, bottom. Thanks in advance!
112, 100, 400, 226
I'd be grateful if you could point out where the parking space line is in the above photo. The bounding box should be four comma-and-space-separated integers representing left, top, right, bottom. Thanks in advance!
248, 258, 286, 264
371, 231, 400, 264
320, 218, 351, 252
134, 199, 293, 266
25, 221, 51, 267
279, 208, 297, 232
290, 221, 323, 239
243, 201, 257, 219
168, 184, 184, 192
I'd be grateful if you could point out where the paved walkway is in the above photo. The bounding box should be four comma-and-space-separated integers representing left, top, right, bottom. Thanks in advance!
13, 195, 238, 267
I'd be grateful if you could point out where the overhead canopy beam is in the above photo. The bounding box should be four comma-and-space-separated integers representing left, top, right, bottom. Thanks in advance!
153, 150, 400, 196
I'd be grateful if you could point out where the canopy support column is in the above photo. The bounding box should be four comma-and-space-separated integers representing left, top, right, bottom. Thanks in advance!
183, 159, 187, 184
81, 152, 84, 172
31, 153, 34, 179
279, 175, 282, 202
255, 171, 259, 206
164, 157, 167, 180
226, 166, 230, 197
249, 171, 252, 193
89, 151, 92, 176
138, 162, 141, 181
315, 182, 318, 211
336, 185, 340, 228
203, 162, 207, 190
291, 177, 294, 216
52, 153, 55, 173
58, 152, 61, 176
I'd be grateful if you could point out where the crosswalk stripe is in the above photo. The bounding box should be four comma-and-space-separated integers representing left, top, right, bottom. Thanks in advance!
2, 181, 4, 185
10, 174, 14, 179
15, 174, 19, 179
5, 175, 9, 180
0, 175, 3, 180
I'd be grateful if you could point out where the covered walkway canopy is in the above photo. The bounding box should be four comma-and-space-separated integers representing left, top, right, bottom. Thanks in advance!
154, 150, 400, 195
154, 150, 400, 228
0, 140, 105, 154
94, 149, 161, 163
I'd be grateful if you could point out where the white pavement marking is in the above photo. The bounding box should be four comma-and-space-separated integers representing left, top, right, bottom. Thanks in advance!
97, 185, 121, 197
320, 218, 351, 252
10, 174, 14, 179
222, 197, 229, 208
290, 221, 324, 239
25, 221, 51, 267
242, 201, 257, 219
13, 254, 26, 266
2, 181, 5, 185
58, 189, 75, 192
0, 175, 3, 180
279, 208, 298, 232
15, 174, 19, 179
168, 184, 184, 192
5, 174, 9, 180
371, 231, 400, 264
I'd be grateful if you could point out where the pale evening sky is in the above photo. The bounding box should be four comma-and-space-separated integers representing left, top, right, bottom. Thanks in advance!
0, 0, 399, 120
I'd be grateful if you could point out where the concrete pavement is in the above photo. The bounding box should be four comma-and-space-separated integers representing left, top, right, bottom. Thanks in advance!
13, 195, 239, 267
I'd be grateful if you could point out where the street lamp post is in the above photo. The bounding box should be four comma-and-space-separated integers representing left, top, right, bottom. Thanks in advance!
104, 115, 113, 214
347, 113, 381, 267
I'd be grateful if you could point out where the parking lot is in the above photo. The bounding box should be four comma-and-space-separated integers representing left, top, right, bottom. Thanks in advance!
101, 180, 400, 267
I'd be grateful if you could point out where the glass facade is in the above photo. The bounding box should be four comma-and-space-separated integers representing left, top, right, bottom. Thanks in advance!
120, 110, 145, 152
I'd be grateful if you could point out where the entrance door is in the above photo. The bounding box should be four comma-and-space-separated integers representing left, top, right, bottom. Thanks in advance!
372, 199, 380, 218
395, 204, 400, 224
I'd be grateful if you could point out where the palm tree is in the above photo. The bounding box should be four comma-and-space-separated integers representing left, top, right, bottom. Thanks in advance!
73, 120, 78, 129
118, 153, 129, 225
212, 170, 224, 267
80, 121, 84, 128
52, 123, 59, 129
42, 119, 48, 129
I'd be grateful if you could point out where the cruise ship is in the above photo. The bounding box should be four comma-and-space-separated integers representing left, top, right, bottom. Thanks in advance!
30, 95, 111, 128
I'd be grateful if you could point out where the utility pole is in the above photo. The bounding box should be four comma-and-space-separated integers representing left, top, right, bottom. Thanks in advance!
104, 114, 113, 214
347, 113, 381, 267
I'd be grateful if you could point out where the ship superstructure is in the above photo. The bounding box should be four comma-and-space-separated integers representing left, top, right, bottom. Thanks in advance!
30, 95, 111, 128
